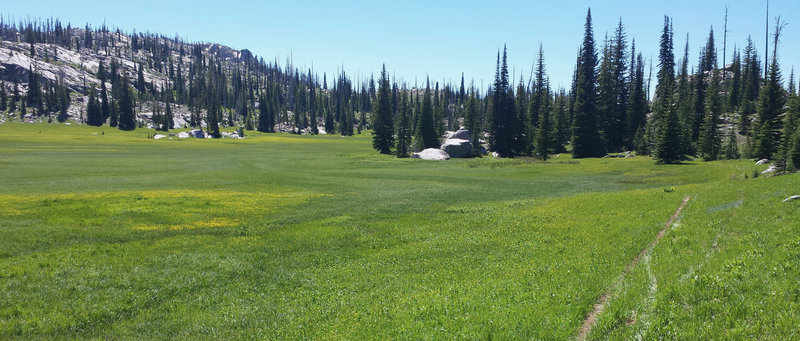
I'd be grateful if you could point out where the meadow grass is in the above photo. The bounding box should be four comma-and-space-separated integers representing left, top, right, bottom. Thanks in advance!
0, 122, 795, 339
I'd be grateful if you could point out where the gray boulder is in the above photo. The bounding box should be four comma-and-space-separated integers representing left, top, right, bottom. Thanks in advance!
783, 195, 800, 203
440, 138, 473, 158
412, 148, 450, 160
756, 159, 769, 165
450, 129, 472, 141
190, 129, 205, 138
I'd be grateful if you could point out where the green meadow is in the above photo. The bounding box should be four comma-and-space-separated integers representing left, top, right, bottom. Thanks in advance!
0, 123, 798, 339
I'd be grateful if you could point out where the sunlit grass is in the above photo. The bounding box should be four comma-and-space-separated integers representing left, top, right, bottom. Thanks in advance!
0, 122, 795, 339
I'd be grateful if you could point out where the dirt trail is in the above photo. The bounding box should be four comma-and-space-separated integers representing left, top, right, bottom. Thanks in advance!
576, 195, 691, 341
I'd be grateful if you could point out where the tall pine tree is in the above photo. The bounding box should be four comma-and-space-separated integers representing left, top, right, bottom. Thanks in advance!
571, 9, 605, 158
372, 65, 394, 154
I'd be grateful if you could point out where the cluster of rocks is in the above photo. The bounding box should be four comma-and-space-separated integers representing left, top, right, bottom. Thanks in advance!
603, 152, 636, 158
152, 129, 244, 140
412, 129, 478, 160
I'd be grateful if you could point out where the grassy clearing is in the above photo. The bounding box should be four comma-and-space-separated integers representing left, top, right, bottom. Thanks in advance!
0, 122, 795, 339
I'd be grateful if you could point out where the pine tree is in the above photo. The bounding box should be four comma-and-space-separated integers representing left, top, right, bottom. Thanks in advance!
395, 90, 412, 158
571, 9, 605, 158
465, 85, 482, 156
0, 80, 6, 113
675, 36, 695, 156
490, 46, 515, 157
780, 73, 799, 168
117, 84, 135, 131
728, 48, 742, 111
723, 126, 740, 160
257, 92, 271, 133
653, 16, 683, 163
535, 80, 554, 160
86, 89, 102, 126
414, 78, 438, 150
98, 61, 110, 122
753, 22, 785, 160
512, 77, 531, 155
372, 65, 394, 154
109, 100, 119, 127
739, 37, 761, 136
698, 70, 723, 161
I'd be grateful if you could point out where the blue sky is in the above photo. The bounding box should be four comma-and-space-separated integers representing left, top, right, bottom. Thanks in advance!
4, 0, 799, 92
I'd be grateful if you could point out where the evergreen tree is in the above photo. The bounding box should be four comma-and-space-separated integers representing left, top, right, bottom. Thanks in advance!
395, 90, 413, 158
653, 16, 683, 163
372, 65, 394, 154
0, 80, 6, 112
490, 46, 515, 157
86, 89, 103, 126
98, 61, 110, 121
117, 84, 135, 131
465, 85, 482, 156
553, 89, 571, 152
728, 48, 742, 111
675, 36, 695, 155
753, 23, 785, 160
109, 100, 119, 127
571, 9, 605, 158
414, 78, 438, 150
513, 77, 531, 155
739, 37, 761, 136
535, 80, 554, 160
698, 70, 723, 161
257, 92, 271, 133
723, 126, 740, 160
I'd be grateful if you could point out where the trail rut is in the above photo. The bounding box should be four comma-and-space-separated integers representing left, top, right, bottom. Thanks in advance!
576, 195, 691, 341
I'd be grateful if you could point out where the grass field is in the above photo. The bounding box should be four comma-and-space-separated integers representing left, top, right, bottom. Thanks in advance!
0, 122, 798, 339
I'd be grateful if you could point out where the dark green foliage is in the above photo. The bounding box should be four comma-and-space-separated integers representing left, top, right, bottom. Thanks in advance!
109, 100, 119, 127
553, 89, 571, 153
85, 88, 103, 126
414, 78, 438, 150
723, 127, 740, 160
512, 79, 531, 155
372, 65, 394, 154
490, 46, 515, 157
257, 92, 271, 133
788, 128, 800, 171
571, 9, 606, 158
395, 91, 412, 158
780, 82, 799, 168
698, 70, 723, 161
0, 80, 7, 112
535, 85, 554, 160
728, 49, 742, 111
675, 37, 694, 156
27, 66, 41, 112
117, 84, 136, 131
739, 37, 761, 135
653, 16, 683, 164
753, 58, 784, 159
465, 86, 482, 156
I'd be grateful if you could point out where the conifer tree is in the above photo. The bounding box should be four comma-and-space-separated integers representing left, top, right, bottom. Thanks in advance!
723, 126, 740, 160
739, 37, 761, 135
117, 84, 135, 131
571, 9, 605, 158
490, 46, 515, 157
698, 70, 723, 161
513, 77, 531, 155
109, 100, 119, 127
395, 91, 412, 158
535, 80, 554, 160
728, 48, 742, 111
257, 92, 271, 133
98, 62, 109, 121
753, 21, 785, 160
675, 36, 694, 155
465, 85, 482, 156
372, 65, 394, 154
414, 78, 438, 150
653, 16, 683, 163
0, 80, 6, 113
86, 88, 103, 126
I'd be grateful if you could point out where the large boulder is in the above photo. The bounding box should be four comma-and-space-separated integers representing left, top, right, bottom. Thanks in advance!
440, 138, 473, 158
190, 129, 205, 138
756, 158, 769, 165
412, 148, 450, 160
450, 129, 472, 141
